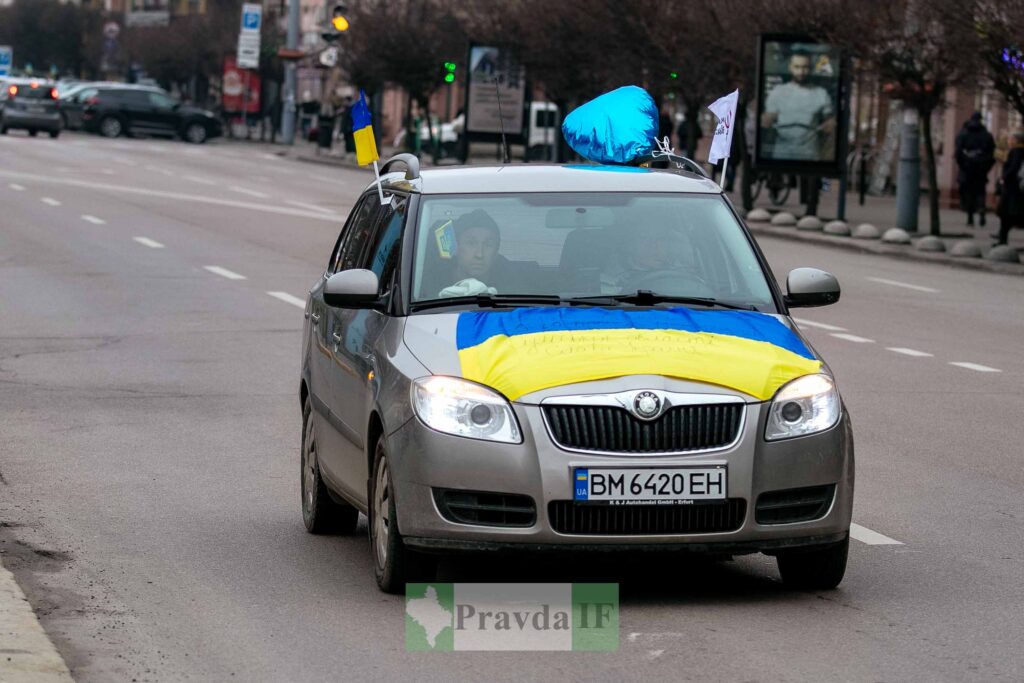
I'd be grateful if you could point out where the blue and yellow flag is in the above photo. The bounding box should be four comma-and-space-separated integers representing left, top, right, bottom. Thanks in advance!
352, 89, 379, 166
455, 307, 822, 401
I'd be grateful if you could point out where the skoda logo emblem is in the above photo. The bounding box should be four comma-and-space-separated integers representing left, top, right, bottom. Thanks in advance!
633, 391, 662, 420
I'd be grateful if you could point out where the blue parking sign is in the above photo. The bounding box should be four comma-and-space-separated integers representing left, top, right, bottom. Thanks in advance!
0, 46, 12, 77
241, 4, 261, 32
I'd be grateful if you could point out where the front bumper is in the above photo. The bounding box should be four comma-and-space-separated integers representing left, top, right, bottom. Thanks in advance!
389, 402, 854, 553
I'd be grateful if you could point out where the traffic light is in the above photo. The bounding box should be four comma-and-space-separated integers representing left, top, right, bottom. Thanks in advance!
330, 3, 349, 32
443, 61, 456, 84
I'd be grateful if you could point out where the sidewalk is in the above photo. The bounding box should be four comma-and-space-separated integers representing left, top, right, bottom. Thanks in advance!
0, 558, 73, 682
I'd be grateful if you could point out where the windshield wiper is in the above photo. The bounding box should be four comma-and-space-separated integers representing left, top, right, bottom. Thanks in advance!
410, 294, 567, 312
567, 290, 758, 311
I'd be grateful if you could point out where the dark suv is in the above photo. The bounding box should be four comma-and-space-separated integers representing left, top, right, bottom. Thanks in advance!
81, 88, 222, 143
0, 79, 62, 137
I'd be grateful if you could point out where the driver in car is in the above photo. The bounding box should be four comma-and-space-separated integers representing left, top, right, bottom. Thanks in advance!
438, 209, 503, 297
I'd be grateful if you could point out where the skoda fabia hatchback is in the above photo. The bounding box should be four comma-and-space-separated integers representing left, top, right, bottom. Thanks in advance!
299, 155, 852, 593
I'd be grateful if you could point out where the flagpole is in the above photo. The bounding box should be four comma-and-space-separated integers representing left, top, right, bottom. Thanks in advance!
372, 159, 386, 204
720, 157, 729, 189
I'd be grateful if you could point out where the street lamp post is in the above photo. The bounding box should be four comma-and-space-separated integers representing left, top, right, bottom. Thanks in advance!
281, 0, 300, 145
895, 107, 920, 233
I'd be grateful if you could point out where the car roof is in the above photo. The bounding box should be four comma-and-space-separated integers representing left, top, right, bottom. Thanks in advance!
2, 78, 56, 86
372, 164, 722, 196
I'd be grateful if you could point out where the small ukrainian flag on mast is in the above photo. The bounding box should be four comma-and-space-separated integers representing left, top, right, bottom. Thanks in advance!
352, 89, 379, 166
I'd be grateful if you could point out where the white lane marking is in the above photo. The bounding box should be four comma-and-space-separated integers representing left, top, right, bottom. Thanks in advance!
285, 199, 336, 215
81, 214, 106, 225
305, 174, 335, 183
887, 347, 934, 358
183, 175, 217, 186
866, 276, 939, 293
830, 333, 874, 343
0, 170, 339, 222
267, 291, 306, 308
251, 175, 271, 183
133, 236, 164, 249
145, 164, 173, 176
203, 265, 247, 280
261, 153, 281, 160
41, 197, 61, 206
229, 185, 271, 199
949, 362, 1001, 373
9, 183, 25, 191
101, 169, 116, 175
850, 523, 903, 546
792, 317, 846, 332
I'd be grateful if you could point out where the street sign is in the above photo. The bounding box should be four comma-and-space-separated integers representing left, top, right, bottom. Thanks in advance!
0, 46, 12, 77
241, 3, 262, 34
237, 41, 260, 69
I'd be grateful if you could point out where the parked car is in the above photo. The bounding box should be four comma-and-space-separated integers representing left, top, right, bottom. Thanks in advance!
81, 88, 222, 143
299, 154, 853, 594
0, 78, 62, 137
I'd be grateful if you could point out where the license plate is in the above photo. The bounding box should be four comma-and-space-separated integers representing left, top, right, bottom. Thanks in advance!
573, 466, 726, 505
26, 106, 44, 113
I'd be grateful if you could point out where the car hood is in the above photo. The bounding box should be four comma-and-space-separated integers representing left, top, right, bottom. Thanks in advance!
402, 308, 824, 405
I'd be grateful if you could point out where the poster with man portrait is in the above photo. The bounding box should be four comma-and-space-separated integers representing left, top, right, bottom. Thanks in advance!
755, 35, 844, 174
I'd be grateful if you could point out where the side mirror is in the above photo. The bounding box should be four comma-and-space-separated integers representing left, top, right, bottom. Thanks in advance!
324, 269, 380, 308
784, 267, 840, 308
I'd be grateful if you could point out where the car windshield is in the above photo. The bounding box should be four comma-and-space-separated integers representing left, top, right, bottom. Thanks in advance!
410, 192, 776, 310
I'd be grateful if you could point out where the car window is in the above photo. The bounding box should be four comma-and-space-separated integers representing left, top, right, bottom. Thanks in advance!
76, 88, 98, 102
411, 192, 775, 309
329, 195, 382, 274
362, 196, 407, 295
112, 90, 148, 105
148, 92, 176, 109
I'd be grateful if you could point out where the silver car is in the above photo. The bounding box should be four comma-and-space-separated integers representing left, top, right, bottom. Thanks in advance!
0, 78, 62, 137
300, 155, 853, 593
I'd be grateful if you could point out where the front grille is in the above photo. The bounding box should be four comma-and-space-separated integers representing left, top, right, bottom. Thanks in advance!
434, 489, 536, 527
755, 485, 835, 525
543, 403, 743, 453
548, 499, 746, 535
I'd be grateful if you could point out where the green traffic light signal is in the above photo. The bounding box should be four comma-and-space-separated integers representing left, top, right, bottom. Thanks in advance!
669, 71, 678, 79
444, 73, 455, 83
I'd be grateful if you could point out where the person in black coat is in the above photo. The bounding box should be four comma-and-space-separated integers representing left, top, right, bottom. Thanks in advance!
955, 112, 996, 227
996, 131, 1024, 245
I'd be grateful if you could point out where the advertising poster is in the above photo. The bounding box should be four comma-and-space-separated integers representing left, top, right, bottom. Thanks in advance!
222, 55, 261, 114
465, 46, 525, 135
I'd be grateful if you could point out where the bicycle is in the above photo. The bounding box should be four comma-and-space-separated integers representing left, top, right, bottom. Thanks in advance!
751, 171, 793, 206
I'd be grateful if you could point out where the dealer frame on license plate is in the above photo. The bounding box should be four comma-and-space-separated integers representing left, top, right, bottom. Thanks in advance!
573, 466, 727, 506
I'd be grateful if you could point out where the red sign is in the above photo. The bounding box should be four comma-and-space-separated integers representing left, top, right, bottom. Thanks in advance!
222, 55, 260, 114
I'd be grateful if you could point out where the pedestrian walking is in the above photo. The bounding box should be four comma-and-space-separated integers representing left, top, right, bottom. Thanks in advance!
995, 130, 1024, 245
954, 112, 996, 227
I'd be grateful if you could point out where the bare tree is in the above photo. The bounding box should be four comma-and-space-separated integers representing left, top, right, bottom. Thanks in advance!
975, 0, 1024, 119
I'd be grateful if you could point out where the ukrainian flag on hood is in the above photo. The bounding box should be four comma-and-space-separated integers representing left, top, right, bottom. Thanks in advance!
454, 307, 821, 401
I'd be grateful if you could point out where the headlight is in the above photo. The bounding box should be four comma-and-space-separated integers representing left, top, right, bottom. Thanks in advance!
765, 374, 840, 441
411, 376, 522, 444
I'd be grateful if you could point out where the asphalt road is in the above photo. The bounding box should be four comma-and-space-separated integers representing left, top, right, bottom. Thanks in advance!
0, 130, 1021, 682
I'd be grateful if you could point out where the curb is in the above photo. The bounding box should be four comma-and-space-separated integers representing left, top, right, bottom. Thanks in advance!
745, 222, 1024, 277
0, 559, 73, 682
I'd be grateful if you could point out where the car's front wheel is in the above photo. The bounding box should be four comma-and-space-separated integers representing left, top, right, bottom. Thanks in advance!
776, 536, 849, 590
49, 129, 60, 139
368, 436, 435, 593
28, 129, 38, 137
183, 122, 207, 144
301, 397, 359, 534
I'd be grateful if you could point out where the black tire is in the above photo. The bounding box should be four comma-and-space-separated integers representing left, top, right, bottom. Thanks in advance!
368, 436, 436, 594
301, 397, 359, 535
776, 536, 849, 590
0, 126, 7, 135
99, 115, 123, 138
28, 129, 38, 137
183, 122, 207, 144
49, 129, 60, 139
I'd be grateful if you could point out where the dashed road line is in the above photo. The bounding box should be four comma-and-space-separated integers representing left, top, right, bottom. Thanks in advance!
133, 237, 165, 249
887, 347, 933, 357
9, 183, 25, 191
285, 200, 335, 215
203, 265, 246, 280
850, 523, 903, 546
101, 169, 116, 175
865, 276, 939, 293
830, 333, 874, 343
949, 362, 1001, 373
81, 214, 106, 225
228, 186, 271, 199
267, 291, 306, 308
793, 317, 846, 332
183, 175, 217, 186
40, 197, 61, 206
145, 164, 173, 176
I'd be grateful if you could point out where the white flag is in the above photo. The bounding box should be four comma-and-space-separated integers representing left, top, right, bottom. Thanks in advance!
706, 89, 739, 164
